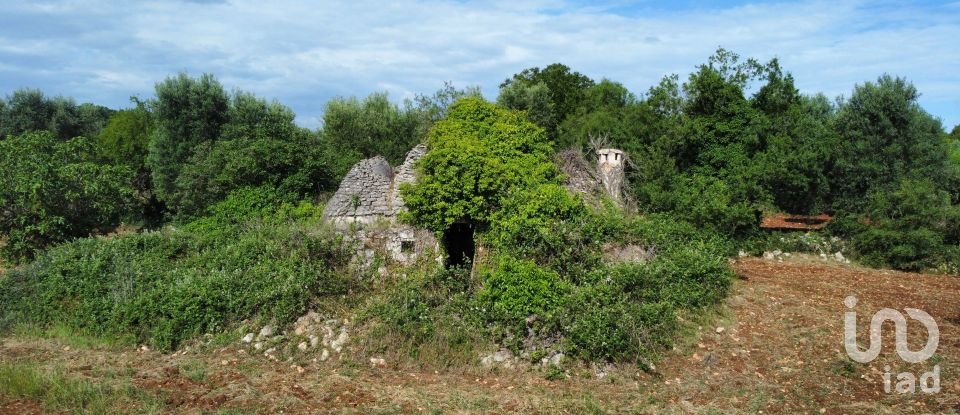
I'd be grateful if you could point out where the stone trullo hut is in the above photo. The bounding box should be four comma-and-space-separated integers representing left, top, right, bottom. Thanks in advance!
322, 144, 436, 265
323, 144, 629, 267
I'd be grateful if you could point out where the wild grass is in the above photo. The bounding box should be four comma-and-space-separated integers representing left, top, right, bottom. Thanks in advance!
0, 361, 164, 414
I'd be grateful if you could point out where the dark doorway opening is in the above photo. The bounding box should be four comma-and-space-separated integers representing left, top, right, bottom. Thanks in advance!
443, 223, 475, 269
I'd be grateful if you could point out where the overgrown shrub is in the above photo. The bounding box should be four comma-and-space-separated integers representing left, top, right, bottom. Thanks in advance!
848, 179, 955, 271
0, 132, 135, 261
0, 198, 351, 350
400, 97, 559, 231
565, 284, 675, 363
475, 256, 570, 329
488, 184, 601, 276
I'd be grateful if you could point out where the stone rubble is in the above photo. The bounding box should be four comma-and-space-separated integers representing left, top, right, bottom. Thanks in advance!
238, 310, 352, 363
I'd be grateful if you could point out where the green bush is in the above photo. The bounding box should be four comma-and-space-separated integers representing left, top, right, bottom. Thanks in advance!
400, 97, 558, 231
488, 184, 600, 276
0, 200, 352, 350
476, 256, 570, 328
661, 174, 758, 237
853, 228, 943, 272
0, 132, 135, 261
848, 179, 955, 271
368, 266, 473, 347
565, 284, 675, 363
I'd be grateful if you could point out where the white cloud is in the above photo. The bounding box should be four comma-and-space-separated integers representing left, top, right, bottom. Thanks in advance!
0, 0, 957, 127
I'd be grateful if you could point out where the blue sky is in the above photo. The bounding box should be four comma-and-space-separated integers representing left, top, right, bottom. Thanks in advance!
1, 0, 958, 129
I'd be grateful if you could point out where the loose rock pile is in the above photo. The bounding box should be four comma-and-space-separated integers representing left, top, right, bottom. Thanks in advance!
239, 311, 351, 363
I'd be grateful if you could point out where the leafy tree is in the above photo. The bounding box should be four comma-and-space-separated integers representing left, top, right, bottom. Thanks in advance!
0, 89, 112, 140
98, 106, 155, 169
0, 132, 135, 261
557, 79, 657, 151
322, 92, 423, 165
401, 97, 558, 232
498, 63, 595, 140
411, 82, 483, 136
0, 89, 51, 139
830, 75, 949, 212
146, 73, 229, 204
171, 93, 342, 218
75, 103, 115, 139
852, 179, 952, 271
496, 81, 554, 132
752, 74, 837, 214
97, 104, 163, 225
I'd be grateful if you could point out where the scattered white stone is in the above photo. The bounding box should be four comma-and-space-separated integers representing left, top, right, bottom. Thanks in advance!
258, 325, 274, 338
772, 249, 783, 256
297, 342, 309, 352
715, 327, 725, 334
369, 357, 387, 368
320, 348, 330, 361
253, 342, 263, 351
241, 333, 255, 343
309, 335, 319, 348
763, 251, 775, 260
738, 250, 748, 258
549, 353, 564, 366
834, 252, 846, 262
330, 328, 349, 353
482, 349, 515, 368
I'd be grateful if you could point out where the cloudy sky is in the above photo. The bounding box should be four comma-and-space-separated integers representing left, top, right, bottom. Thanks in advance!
1, 0, 958, 129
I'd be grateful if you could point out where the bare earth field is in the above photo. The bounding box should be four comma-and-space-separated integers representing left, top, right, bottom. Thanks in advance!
1, 256, 958, 414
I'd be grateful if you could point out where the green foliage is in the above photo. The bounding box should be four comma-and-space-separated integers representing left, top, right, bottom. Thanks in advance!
97, 106, 154, 169
0, 197, 352, 350
0, 88, 113, 141
499, 63, 595, 140
629, 49, 835, 235
497, 81, 554, 132
830, 75, 950, 212
149, 84, 344, 219
146, 73, 229, 205
171, 126, 339, 219
488, 184, 599, 275
565, 286, 676, 362
557, 79, 657, 151
361, 263, 494, 369
0, 132, 135, 261
401, 97, 558, 231
653, 173, 758, 236
411, 82, 484, 135
850, 179, 953, 271
476, 256, 570, 327
322, 92, 424, 165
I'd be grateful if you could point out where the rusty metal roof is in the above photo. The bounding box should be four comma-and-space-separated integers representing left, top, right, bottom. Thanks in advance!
760, 213, 833, 231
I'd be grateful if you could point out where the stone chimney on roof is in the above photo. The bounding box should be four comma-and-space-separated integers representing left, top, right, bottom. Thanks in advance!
597, 148, 625, 203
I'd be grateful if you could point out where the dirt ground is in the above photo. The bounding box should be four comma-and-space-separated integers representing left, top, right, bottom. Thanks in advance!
1, 256, 958, 414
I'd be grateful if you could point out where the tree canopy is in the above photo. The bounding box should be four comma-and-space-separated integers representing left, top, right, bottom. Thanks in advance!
401, 97, 558, 232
